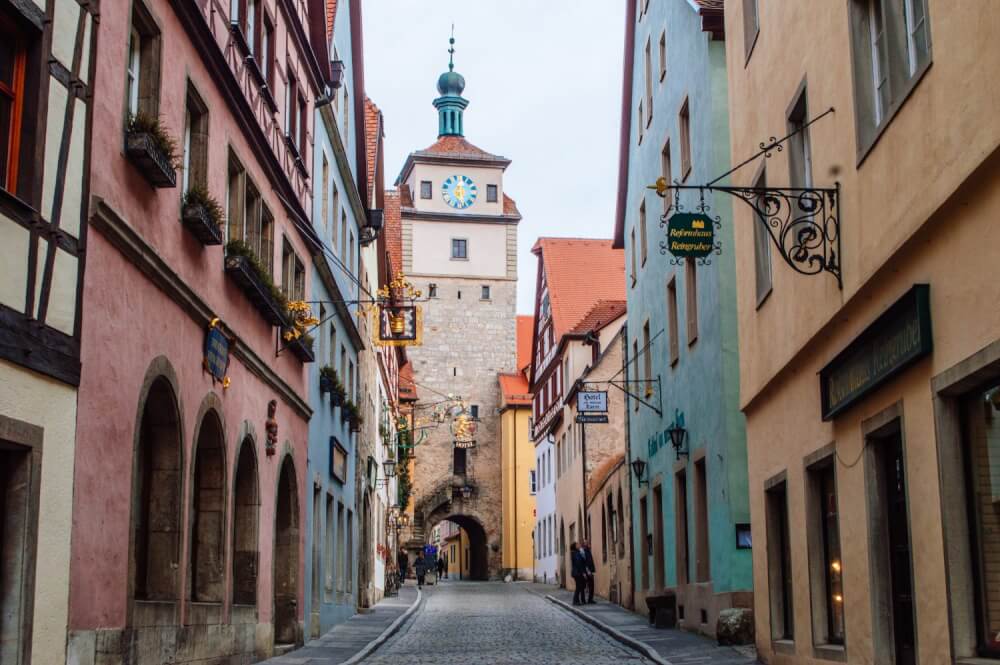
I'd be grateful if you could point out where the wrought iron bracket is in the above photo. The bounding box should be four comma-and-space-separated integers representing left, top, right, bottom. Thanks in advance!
658, 184, 842, 289
586, 378, 662, 416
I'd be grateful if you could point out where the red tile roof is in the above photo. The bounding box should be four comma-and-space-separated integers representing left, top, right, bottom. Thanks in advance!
383, 189, 402, 276
531, 238, 626, 340
503, 193, 520, 217
516, 315, 533, 372
399, 183, 413, 208
419, 135, 499, 159
499, 373, 532, 407
364, 97, 382, 204
570, 300, 627, 335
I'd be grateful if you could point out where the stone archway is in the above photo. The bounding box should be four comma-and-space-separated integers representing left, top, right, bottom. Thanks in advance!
426, 514, 489, 581
273, 456, 299, 647
189, 409, 225, 603
132, 376, 182, 602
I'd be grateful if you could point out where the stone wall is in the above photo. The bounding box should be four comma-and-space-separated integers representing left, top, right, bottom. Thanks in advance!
408, 276, 516, 578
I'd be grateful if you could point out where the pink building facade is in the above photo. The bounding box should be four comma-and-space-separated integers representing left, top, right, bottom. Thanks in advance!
67, 1, 336, 662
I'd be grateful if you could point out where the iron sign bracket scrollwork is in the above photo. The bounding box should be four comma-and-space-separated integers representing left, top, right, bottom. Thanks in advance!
657, 184, 842, 289
658, 187, 723, 267
588, 377, 663, 417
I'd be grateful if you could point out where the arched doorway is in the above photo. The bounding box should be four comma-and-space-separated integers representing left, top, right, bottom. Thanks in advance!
436, 515, 489, 581
273, 456, 299, 647
232, 438, 259, 606
190, 410, 225, 603
133, 377, 182, 602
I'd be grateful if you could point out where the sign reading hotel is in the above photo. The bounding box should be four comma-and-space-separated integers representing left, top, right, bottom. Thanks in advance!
820, 285, 932, 420
666, 213, 715, 259
577, 391, 608, 413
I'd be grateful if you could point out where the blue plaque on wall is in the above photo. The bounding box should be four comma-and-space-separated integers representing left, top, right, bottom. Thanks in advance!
204, 325, 230, 382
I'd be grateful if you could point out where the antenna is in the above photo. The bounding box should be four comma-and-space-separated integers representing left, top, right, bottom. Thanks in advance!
448, 24, 455, 71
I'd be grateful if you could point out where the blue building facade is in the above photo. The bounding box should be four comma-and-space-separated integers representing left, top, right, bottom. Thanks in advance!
303, 0, 368, 638
614, 0, 753, 636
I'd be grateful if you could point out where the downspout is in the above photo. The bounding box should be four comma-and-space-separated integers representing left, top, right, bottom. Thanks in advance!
622, 322, 635, 607
513, 407, 519, 580
581, 330, 599, 541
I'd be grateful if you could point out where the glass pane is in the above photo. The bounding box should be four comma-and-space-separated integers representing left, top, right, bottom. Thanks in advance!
970, 385, 1000, 653
0, 96, 10, 186
821, 468, 845, 643
0, 39, 15, 85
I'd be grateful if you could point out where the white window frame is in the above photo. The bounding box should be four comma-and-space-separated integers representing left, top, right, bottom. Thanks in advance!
127, 27, 141, 117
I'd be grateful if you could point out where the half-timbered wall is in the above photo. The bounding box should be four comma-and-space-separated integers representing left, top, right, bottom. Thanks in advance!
0, 1, 97, 663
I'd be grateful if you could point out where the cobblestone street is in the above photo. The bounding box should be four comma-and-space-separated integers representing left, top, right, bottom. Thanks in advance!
361, 582, 654, 664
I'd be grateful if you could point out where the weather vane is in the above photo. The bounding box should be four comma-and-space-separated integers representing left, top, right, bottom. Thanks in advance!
448, 24, 455, 71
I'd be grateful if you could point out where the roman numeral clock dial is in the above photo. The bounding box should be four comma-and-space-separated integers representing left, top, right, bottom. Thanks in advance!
442, 174, 478, 209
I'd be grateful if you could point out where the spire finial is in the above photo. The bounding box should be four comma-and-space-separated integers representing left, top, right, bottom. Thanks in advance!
448, 24, 455, 72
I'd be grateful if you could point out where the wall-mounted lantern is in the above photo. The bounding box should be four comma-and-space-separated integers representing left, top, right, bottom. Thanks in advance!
667, 410, 689, 461
330, 60, 346, 88
630, 457, 647, 487
383, 457, 397, 479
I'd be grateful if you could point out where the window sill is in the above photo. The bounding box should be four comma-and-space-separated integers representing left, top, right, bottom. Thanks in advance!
659, 71, 666, 83
755, 286, 772, 311
450, 257, 469, 262
812, 644, 847, 662
772, 639, 795, 655
687, 334, 698, 347
744, 31, 759, 68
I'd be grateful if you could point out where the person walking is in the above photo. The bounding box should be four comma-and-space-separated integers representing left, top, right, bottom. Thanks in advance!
442, 553, 449, 579
570, 542, 587, 606
397, 550, 409, 583
415, 553, 428, 588
582, 539, 596, 604
436, 554, 446, 581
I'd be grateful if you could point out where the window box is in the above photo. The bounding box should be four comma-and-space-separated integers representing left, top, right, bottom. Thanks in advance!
224, 254, 286, 326
181, 202, 223, 245
126, 130, 177, 188
286, 333, 314, 363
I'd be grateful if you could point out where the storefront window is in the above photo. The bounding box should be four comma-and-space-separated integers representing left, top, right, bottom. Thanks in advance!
966, 383, 1000, 656
819, 466, 845, 644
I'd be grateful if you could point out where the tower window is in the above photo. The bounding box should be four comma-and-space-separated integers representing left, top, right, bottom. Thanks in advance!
487, 184, 498, 202
420, 180, 432, 199
451, 238, 468, 260
481, 285, 491, 300
428, 283, 438, 298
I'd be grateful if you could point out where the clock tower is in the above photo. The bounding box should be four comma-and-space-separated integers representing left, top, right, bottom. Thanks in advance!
396, 36, 520, 580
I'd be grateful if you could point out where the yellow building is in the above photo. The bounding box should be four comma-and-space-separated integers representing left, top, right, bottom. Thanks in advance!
498, 316, 537, 579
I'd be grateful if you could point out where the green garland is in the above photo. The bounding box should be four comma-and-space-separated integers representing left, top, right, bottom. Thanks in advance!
396, 444, 411, 511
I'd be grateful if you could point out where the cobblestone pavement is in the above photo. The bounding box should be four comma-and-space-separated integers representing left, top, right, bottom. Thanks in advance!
361, 580, 655, 664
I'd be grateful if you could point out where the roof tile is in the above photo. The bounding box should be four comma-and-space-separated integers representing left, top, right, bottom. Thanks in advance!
532, 238, 626, 340
570, 300, 627, 334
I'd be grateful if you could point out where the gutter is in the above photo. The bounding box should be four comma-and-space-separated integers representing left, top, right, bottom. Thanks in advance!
612, 0, 637, 249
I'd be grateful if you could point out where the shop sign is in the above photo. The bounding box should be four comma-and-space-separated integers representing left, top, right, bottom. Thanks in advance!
820, 285, 932, 421
577, 391, 608, 413
330, 437, 348, 482
376, 304, 422, 347
203, 320, 231, 384
576, 413, 608, 424
666, 213, 715, 258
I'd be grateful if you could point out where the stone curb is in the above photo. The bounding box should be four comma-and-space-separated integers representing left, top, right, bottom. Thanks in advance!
544, 594, 673, 665
340, 586, 423, 665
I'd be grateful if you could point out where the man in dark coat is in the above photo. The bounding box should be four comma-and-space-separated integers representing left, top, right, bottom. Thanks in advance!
397, 551, 409, 581
414, 553, 428, 587
436, 554, 446, 580
581, 539, 597, 604
570, 543, 587, 606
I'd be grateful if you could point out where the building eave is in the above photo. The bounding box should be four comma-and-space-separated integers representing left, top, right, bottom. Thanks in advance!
612, 0, 638, 249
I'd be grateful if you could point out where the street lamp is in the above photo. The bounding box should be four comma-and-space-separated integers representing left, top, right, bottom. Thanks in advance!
667, 420, 689, 460
460, 485, 474, 500
383, 457, 397, 478
630, 457, 648, 486
399, 513, 410, 528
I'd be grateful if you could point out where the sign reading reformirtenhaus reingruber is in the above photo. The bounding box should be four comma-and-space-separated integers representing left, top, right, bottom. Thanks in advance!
666, 213, 715, 258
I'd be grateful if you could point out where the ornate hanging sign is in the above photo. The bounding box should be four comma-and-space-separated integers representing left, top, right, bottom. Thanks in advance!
376, 304, 422, 346
452, 412, 477, 449
666, 213, 716, 258
203, 318, 232, 388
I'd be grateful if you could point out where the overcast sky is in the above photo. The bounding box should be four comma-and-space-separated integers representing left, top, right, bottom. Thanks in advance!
363, 1, 625, 314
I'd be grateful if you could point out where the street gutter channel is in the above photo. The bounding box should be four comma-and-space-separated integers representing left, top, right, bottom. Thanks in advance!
543, 594, 674, 665
343, 586, 423, 665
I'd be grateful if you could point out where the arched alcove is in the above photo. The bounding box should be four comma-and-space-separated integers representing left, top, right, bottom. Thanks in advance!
189, 410, 225, 602
232, 437, 259, 606
273, 456, 300, 646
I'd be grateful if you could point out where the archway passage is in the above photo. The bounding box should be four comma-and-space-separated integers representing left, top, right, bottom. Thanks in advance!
273, 457, 300, 647
133, 377, 182, 601
190, 410, 225, 602
232, 439, 259, 605
438, 515, 489, 581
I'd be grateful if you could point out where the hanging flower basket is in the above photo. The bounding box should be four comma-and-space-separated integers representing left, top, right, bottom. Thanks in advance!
224, 241, 287, 326
181, 185, 224, 245
286, 333, 315, 363
124, 113, 178, 188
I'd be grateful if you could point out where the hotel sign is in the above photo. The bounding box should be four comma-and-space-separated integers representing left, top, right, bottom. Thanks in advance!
577, 391, 608, 413
820, 285, 932, 421
666, 213, 715, 258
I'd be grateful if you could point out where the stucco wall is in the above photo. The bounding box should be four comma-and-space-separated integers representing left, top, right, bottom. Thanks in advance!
500, 406, 535, 577
409, 219, 510, 278
622, 0, 751, 627
533, 436, 558, 583
405, 162, 505, 217
0, 360, 76, 665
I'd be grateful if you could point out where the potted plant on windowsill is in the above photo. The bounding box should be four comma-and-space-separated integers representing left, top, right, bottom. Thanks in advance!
342, 400, 363, 432
284, 331, 314, 363
319, 365, 347, 406
125, 112, 179, 188
224, 239, 287, 326
181, 184, 224, 245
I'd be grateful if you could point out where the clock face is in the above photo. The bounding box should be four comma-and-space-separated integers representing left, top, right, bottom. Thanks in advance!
442, 175, 478, 210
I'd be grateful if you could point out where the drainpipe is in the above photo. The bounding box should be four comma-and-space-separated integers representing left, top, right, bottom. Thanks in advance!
512, 406, 519, 581
581, 330, 599, 542
622, 323, 636, 607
